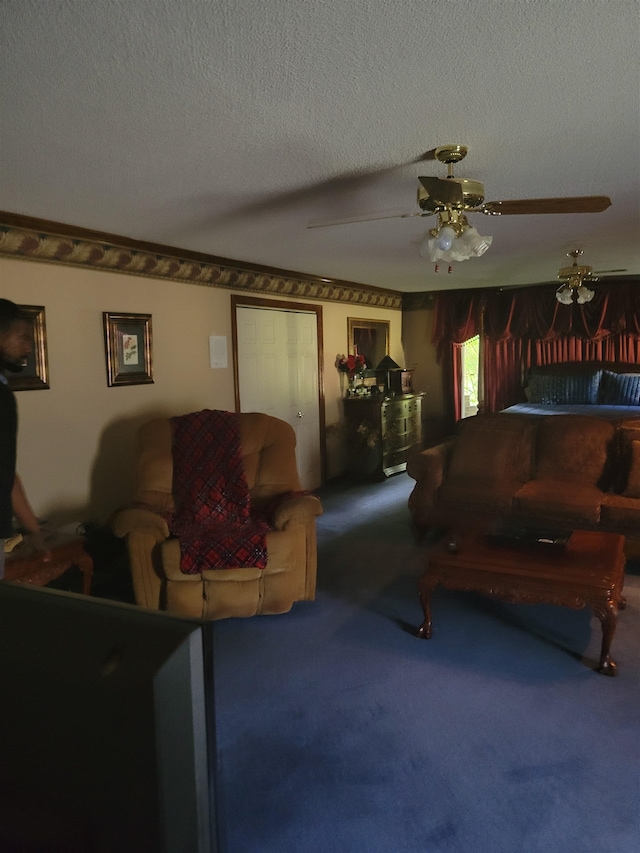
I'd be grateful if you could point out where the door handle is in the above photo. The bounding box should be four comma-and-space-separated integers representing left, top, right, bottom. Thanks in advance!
297, 411, 304, 418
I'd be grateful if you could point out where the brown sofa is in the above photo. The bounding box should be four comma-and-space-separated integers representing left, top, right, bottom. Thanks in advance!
407, 413, 640, 557
112, 412, 323, 620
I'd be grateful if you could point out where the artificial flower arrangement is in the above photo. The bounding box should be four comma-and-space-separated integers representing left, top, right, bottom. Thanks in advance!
336, 349, 366, 377
354, 421, 381, 449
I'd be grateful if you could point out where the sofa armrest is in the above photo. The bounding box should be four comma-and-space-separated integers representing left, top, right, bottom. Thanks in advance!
406, 440, 453, 488
111, 507, 170, 542
271, 494, 323, 531
407, 440, 454, 535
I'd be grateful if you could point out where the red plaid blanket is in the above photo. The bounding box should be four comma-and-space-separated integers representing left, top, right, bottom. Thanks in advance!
169, 410, 270, 574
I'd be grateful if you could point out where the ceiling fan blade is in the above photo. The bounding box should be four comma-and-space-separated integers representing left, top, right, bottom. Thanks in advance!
480, 196, 612, 216
307, 210, 423, 229
418, 176, 465, 208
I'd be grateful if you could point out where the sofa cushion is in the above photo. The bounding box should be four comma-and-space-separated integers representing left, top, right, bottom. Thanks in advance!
600, 493, 640, 530
526, 371, 601, 404
448, 414, 536, 483
623, 441, 640, 498
598, 370, 640, 405
438, 478, 520, 517
514, 480, 604, 526
163, 526, 302, 579
614, 422, 640, 493
533, 415, 615, 485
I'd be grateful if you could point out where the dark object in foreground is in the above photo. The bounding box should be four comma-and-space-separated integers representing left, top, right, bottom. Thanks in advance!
486, 521, 573, 549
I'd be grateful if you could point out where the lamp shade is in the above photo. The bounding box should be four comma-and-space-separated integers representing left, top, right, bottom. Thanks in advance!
422, 226, 493, 263
556, 285, 575, 305
460, 226, 492, 257
435, 225, 456, 251
555, 282, 596, 305
576, 284, 595, 304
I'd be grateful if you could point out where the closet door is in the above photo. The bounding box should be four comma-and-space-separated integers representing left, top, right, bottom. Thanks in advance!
236, 305, 322, 489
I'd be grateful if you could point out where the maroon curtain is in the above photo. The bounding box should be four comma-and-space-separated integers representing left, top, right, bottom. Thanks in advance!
432, 290, 481, 355
432, 279, 640, 418
534, 334, 640, 366
483, 337, 529, 413
433, 289, 482, 422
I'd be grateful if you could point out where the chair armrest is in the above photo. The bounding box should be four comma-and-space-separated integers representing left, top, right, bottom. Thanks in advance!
124, 528, 165, 610
162, 538, 203, 581
271, 495, 323, 531
111, 507, 170, 542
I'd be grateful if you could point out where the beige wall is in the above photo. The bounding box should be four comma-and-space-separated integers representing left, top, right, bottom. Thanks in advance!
402, 303, 443, 415
1, 257, 405, 525
402, 302, 448, 442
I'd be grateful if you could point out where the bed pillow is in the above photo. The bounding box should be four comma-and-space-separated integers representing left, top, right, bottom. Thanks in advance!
525, 371, 601, 405
525, 374, 564, 404
598, 370, 640, 406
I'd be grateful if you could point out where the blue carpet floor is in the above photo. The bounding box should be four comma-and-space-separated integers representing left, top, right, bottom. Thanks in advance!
212, 474, 640, 853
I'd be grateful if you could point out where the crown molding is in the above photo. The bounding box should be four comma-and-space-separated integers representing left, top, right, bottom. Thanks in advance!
0, 212, 402, 310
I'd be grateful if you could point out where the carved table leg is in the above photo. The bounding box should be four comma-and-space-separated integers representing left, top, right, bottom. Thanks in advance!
74, 552, 94, 595
417, 575, 438, 639
594, 597, 619, 676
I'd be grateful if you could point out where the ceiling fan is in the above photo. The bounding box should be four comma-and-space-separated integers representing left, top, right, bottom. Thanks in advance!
498, 248, 627, 297
555, 249, 613, 304
308, 144, 612, 264
555, 249, 598, 304
554, 249, 630, 304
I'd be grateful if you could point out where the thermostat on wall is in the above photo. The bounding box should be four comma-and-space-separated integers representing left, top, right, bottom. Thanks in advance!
209, 336, 227, 369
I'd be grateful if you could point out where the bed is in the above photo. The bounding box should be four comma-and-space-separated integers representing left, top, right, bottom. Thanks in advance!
502, 361, 640, 419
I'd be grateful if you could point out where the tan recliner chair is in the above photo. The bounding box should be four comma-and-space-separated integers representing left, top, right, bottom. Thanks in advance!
112, 412, 323, 620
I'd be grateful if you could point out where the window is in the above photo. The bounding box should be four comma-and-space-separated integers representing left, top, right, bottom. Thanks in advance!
461, 335, 479, 418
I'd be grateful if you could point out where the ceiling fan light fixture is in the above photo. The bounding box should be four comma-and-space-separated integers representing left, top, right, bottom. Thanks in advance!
555, 249, 598, 305
555, 284, 575, 305
576, 284, 595, 304
458, 225, 493, 257
435, 225, 456, 251
422, 210, 493, 263
421, 236, 447, 262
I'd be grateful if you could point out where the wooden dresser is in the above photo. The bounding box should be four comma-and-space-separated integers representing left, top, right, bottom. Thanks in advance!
343, 392, 425, 479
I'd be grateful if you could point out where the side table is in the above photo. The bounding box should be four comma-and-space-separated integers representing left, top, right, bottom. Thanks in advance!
5, 531, 94, 595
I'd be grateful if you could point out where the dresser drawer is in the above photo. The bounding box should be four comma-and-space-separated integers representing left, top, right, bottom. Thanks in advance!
344, 393, 424, 479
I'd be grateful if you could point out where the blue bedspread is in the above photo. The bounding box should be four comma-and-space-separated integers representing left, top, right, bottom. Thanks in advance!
502, 403, 640, 419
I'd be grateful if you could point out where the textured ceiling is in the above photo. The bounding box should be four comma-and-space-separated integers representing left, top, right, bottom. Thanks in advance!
1, 0, 639, 293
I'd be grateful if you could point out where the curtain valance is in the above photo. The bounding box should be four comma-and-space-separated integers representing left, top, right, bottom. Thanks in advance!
433, 279, 640, 354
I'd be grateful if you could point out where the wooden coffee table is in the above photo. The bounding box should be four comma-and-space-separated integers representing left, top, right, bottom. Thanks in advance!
417, 528, 626, 675
5, 531, 93, 595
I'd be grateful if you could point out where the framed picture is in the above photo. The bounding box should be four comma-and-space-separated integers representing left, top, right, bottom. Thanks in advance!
347, 318, 390, 370
103, 312, 153, 386
6, 305, 49, 391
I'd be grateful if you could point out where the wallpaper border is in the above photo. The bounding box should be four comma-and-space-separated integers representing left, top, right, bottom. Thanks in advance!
0, 215, 402, 310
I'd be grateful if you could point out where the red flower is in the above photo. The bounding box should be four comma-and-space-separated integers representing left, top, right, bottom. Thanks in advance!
336, 353, 366, 376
